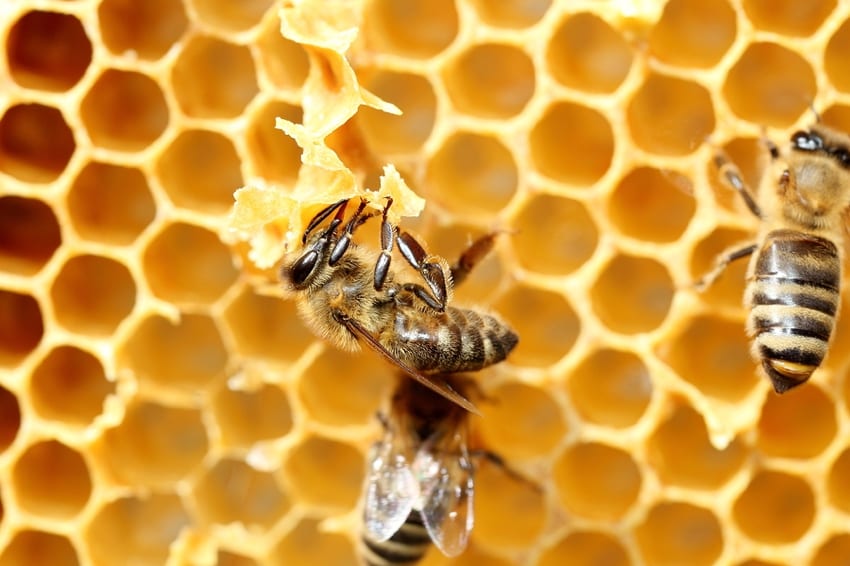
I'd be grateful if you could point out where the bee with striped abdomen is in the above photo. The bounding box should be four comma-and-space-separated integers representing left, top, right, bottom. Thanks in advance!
279, 197, 517, 412
360, 375, 474, 565
698, 122, 850, 392
360, 375, 533, 565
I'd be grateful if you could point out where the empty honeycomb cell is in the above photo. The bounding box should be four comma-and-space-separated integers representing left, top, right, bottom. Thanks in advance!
50, 254, 136, 336
194, 458, 290, 528
826, 447, 850, 513
85, 493, 190, 566
426, 132, 517, 216
474, 462, 546, 549
256, 12, 309, 90
171, 36, 258, 118
546, 12, 633, 94
0, 195, 61, 275
442, 43, 534, 119
29, 345, 115, 427
633, 501, 723, 565
494, 284, 579, 368
821, 104, 850, 131
649, 0, 736, 68
359, 71, 436, 154
743, 0, 835, 36
282, 435, 363, 510
812, 533, 850, 566
468, 0, 550, 28
156, 129, 242, 214
826, 21, 850, 93
553, 442, 642, 521
12, 440, 91, 519
80, 69, 169, 151
627, 73, 715, 156
223, 288, 314, 363
568, 348, 652, 428
478, 381, 567, 460
217, 552, 258, 566
189, 0, 273, 33
271, 518, 356, 566
647, 403, 747, 489
0, 385, 20, 453
0, 530, 79, 566
756, 384, 836, 459
0, 290, 43, 367
512, 193, 598, 276
0, 103, 74, 183
298, 348, 392, 427
591, 254, 674, 334
142, 222, 238, 305
245, 101, 303, 184
98, 0, 188, 60
690, 228, 752, 310
211, 383, 292, 447
537, 530, 630, 566
530, 102, 613, 186
66, 162, 155, 245
659, 314, 758, 401
364, 0, 458, 59
6, 10, 92, 91
723, 43, 816, 127
99, 401, 208, 487
732, 469, 815, 544
445, 547, 513, 566
609, 167, 696, 243
118, 313, 227, 391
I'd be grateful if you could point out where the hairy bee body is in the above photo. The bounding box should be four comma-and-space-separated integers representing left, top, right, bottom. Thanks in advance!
747, 229, 841, 390
705, 123, 850, 392
281, 197, 517, 410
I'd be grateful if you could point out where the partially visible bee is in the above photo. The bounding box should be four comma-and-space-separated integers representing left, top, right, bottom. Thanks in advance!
279, 197, 518, 412
360, 376, 474, 565
699, 122, 850, 393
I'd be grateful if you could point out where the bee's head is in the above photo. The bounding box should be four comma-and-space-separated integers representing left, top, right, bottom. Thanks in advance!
784, 125, 850, 224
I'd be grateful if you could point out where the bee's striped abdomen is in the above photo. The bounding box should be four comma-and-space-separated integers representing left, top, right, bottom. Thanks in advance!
360, 510, 431, 566
749, 229, 841, 393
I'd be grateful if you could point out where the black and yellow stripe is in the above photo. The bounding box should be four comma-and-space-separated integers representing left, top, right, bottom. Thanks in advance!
748, 229, 840, 393
360, 510, 431, 566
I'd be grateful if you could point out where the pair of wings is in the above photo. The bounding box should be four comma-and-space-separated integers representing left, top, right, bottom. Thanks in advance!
342, 315, 479, 414
363, 432, 474, 557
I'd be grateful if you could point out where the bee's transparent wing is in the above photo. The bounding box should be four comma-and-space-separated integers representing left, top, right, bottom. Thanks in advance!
363, 438, 418, 542
341, 316, 479, 414
413, 442, 474, 557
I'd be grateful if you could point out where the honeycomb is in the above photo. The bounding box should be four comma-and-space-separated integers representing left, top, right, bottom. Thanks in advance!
4, 0, 850, 564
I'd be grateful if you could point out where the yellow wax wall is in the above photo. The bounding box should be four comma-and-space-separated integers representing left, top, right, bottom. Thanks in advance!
1, 0, 850, 565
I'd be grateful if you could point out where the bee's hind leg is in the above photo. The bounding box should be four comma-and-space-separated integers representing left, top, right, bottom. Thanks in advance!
694, 243, 757, 291
450, 232, 500, 288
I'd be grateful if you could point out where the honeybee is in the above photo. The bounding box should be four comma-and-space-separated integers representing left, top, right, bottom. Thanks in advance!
699, 122, 850, 393
359, 376, 481, 565
279, 197, 518, 412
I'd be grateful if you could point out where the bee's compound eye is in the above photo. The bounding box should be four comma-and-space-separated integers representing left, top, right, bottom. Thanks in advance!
831, 147, 850, 167
289, 249, 319, 286
792, 131, 821, 151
